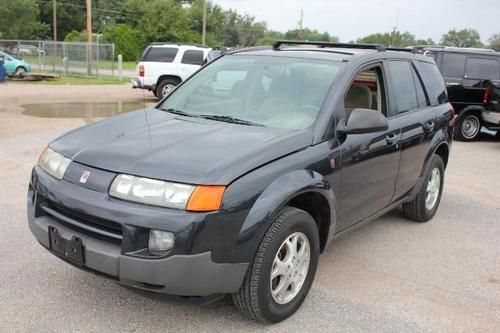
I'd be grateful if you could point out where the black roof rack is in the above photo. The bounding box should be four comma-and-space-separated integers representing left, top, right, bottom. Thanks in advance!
149, 42, 208, 48
272, 40, 416, 53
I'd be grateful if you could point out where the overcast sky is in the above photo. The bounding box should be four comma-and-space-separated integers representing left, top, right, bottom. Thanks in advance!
211, 0, 499, 43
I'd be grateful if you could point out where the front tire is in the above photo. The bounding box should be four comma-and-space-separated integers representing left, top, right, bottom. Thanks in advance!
403, 155, 445, 222
14, 66, 27, 75
232, 206, 319, 323
455, 113, 481, 141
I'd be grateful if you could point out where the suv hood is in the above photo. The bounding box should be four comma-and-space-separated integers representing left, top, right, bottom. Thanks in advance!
51, 108, 313, 185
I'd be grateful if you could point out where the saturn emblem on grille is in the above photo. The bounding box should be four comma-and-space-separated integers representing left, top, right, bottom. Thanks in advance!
80, 170, 91, 184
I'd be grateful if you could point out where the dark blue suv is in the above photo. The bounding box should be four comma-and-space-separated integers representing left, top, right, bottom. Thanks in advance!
28, 41, 454, 322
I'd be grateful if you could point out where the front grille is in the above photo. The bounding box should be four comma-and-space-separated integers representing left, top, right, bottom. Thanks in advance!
39, 196, 123, 244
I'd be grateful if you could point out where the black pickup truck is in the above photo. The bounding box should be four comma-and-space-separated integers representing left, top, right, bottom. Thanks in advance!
28, 40, 454, 323
425, 47, 500, 140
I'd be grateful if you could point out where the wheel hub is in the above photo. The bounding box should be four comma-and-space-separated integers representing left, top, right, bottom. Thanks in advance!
425, 167, 441, 211
462, 116, 480, 139
270, 232, 310, 304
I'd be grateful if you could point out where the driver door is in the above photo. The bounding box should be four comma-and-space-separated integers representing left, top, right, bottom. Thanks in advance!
335, 64, 402, 231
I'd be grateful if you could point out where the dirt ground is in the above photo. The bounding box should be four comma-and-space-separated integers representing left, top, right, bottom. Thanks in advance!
0, 83, 499, 332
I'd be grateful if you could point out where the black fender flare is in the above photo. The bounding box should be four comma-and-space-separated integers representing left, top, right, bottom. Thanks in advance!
456, 105, 485, 123
411, 140, 450, 196
236, 170, 337, 260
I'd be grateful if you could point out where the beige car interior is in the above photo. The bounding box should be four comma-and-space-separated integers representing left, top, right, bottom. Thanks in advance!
344, 68, 384, 118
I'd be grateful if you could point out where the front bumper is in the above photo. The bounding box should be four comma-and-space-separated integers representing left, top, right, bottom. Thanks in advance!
27, 167, 248, 296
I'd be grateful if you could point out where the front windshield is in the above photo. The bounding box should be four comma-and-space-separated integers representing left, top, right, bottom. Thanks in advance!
159, 55, 342, 129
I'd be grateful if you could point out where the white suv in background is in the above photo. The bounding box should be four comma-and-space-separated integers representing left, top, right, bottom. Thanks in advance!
132, 43, 211, 99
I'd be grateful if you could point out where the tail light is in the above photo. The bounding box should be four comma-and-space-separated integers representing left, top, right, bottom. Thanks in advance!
483, 87, 490, 104
139, 64, 145, 77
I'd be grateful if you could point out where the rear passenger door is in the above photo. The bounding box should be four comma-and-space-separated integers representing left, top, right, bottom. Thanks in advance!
386, 60, 437, 200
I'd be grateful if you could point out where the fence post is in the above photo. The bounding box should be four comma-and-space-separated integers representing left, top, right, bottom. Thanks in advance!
38, 41, 42, 71
111, 44, 115, 78
96, 38, 100, 79
52, 41, 56, 72
118, 54, 123, 81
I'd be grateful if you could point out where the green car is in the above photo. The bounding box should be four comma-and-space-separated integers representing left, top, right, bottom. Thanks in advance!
0, 51, 32, 75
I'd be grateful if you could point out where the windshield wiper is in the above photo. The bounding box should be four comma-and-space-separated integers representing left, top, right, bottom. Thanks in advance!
199, 114, 264, 126
163, 108, 199, 118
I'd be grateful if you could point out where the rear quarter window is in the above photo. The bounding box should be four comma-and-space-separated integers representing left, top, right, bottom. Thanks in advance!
465, 57, 499, 80
181, 50, 204, 65
441, 53, 466, 78
414, 61, 448, 106
142, 47, 178, 62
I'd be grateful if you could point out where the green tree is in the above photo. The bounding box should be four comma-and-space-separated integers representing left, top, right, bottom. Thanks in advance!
38, 0, 84, 41
441, 29, 483, 48
0, 0, 48, 39
134, 0, 199, 44
488, 33, 500, 51
284, 28, 338, 42
102, 24, 142, 60
357, 31, 417, 47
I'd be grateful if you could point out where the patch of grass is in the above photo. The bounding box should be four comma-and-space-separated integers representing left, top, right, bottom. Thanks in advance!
31, 75, 129, 85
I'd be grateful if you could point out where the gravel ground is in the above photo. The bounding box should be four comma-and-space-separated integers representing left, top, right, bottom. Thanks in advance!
0, 83, 499, 332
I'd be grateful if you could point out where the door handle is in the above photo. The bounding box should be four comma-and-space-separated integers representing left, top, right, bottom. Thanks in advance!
386, 133, 400, 145
423, 121, 435, 132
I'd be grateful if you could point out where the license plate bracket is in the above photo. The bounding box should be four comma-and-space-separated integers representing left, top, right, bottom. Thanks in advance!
49, 226, 84, 265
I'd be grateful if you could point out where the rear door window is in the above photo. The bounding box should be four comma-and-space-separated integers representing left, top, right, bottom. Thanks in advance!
414, 61, 448, 106
411, 66, 428, 108
441, 53, 466, 78
181, 50, 204, 65
142, 47, 178, 62
387, 60, 419, 114
465, 57, 499, 80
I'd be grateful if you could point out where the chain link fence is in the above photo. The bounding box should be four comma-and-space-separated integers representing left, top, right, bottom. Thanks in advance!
0, 39, 116, 78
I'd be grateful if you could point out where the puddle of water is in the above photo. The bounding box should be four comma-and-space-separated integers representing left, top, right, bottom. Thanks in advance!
21, 102, 145, 120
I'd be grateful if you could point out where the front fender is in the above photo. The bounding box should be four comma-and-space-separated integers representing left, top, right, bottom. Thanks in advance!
235, 169, 336, 262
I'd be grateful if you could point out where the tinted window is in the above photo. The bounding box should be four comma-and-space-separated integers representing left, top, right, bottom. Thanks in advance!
181, 50, 204, 65
441, 53, 466, 78
414, 61, 448, 106
465, 57, 499, 80
142, 47, 178, 62
411, 65, 428, 108
387, 61, 419, 114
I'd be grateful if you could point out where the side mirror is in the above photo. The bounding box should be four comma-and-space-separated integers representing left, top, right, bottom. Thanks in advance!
338, 108, 389, 134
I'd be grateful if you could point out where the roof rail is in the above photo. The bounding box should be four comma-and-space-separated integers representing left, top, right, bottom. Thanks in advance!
272, 40, 416, 53
149, 42, 208, 48
272, 40, 386, 51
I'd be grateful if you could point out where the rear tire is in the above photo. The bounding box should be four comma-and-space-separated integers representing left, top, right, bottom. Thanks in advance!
155, 78, 179, 100
403, 155, 445, 222
232, 206, 319, 323
455, 113, 481, 141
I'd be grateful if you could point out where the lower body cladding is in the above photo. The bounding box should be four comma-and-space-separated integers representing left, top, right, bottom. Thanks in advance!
27, 170, 248, 297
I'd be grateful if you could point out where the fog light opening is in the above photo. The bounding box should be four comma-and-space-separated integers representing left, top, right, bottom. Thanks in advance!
148, 230, 174, 255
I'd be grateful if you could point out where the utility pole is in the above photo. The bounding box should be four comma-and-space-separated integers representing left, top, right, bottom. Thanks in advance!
86, 0, 92, 75
52, 0, 57, 41
202, 0, 208, 45
299, 9, 304, 40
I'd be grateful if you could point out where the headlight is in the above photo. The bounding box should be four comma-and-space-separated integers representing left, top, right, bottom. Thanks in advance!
109, 174, 195, 209
38, 147, 72, 180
